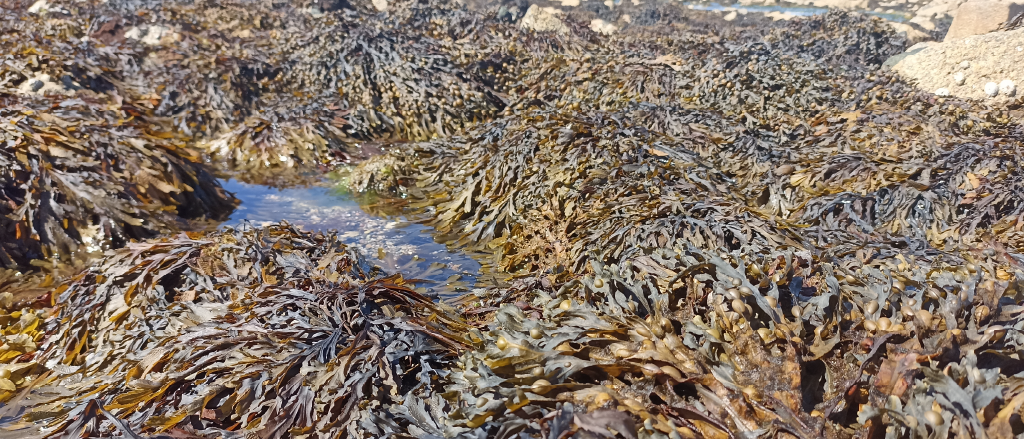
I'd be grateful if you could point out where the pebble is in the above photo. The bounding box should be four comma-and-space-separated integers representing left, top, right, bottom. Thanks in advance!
985, 82, 999, 97
953, 72, 965, 86
935, 88, 950, 96
999, 80, 1016, 97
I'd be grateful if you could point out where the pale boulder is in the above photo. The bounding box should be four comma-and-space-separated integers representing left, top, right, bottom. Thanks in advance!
521, 5, 569, 34
889, 27, 1024, 101
914, 0, 968, 21
889, 22, 931, 44
944, 0, 1024, 41
28, 0, 49, 14
590, 18, 617, 34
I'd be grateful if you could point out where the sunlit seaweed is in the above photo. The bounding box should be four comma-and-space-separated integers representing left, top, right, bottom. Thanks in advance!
17, 224, 467, 438
6, 0, 1024, 437
346, 8, 1024, 439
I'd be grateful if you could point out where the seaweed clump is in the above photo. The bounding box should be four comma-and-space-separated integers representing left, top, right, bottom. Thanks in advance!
0, 1, 238, 271
20, 0, 523, 179
343, 8, 1024, 439
10, 223, 468, 438
0, 95, 236, 271
5, 0, 1024, 437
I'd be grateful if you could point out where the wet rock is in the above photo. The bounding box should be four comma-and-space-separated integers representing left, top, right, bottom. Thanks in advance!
785, 0, 870, 8
890, 27, 1024, 100
520, 5, 569, 34
944, 0, 1024, 41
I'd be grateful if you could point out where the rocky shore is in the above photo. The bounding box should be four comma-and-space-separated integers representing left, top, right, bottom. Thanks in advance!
1, 0, 1024, 438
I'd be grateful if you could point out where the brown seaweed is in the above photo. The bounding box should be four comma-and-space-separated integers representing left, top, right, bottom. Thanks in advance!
20, 223, 468, 437
4, 0, 1024, 437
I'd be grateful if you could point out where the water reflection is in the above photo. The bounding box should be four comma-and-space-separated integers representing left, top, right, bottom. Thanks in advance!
219, 178, 483, 299
683, 2, 910, 22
